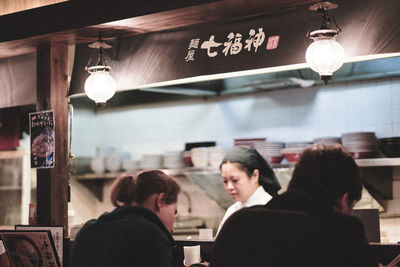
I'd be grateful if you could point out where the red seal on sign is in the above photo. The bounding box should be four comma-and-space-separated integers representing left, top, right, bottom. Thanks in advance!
266, 35, 280, 50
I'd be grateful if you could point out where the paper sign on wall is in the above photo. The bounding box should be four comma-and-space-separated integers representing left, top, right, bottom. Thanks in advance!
29, 110, 55, 169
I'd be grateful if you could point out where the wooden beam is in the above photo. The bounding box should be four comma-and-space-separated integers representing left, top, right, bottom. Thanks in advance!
0, 0, 216, 43
36, 42, 69, 227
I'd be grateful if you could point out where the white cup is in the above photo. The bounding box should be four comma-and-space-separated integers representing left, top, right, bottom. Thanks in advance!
183, 245, 201, 266
199, 228, 213, 240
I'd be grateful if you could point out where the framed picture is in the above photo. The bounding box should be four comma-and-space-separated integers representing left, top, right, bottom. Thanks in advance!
0, 230, 60, 267
15, 225, 64, 266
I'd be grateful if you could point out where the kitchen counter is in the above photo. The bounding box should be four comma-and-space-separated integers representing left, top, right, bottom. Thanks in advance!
172, 240, 400, 267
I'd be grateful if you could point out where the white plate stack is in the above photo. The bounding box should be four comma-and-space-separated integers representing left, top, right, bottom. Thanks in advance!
313, 136, 341, 145
341, 132, 378, 159
234, 138, 266, 148
286, 141, 313, 149
122, 159, 140, 171
191, 147, 209, 168
208, 146, 224, 168
163, 151, 184, 169
254, 141, 286, 164
140, 154, 163, 169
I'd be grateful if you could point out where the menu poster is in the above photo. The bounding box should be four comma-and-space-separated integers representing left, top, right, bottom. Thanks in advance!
0, 240, 11, 267
29, 110, 55, 169
15, 225, 64, 267
0, 230, 60, 267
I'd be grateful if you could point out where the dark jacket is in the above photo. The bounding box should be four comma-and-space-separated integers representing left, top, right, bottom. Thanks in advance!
72, 205, 175, 267
211, 191, 378, 267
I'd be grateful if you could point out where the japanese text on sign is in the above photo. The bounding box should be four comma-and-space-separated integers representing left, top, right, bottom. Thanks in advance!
185, 27, 280, 61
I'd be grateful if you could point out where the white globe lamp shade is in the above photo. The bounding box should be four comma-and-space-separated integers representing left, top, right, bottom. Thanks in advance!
84, 67, 117, 107
305, 30, 345, 84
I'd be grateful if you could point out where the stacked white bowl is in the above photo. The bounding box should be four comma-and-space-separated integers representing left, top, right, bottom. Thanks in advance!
191, 147, 209, 167
140, 154, 163, 169
163, 151, 184, 169
254, 141, 285, 164
313, 136, 341, 145
122, 159, 140, 171
208, 146, 224, 168
234, 138, 266, 148
286, 141, 313, 149
341, 132, 378, 159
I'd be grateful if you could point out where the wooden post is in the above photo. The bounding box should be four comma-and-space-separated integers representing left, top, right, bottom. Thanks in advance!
36, 42, 69, 228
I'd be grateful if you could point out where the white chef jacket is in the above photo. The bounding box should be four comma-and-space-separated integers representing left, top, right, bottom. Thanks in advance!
216, 186, 272, 236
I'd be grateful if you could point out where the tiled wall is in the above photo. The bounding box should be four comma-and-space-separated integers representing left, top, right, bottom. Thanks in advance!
72, 78, 400, 158
70, 77, 400, 242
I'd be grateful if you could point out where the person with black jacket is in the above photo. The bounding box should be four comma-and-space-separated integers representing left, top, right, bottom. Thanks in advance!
211, 144, 384, 267
72, 170, 180, 267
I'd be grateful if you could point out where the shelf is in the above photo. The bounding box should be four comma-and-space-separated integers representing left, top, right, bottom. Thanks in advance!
72, 172, 119, 180
0, 150, 29, 159
71, 158, 400, 180
0, 186, 22, 190
355, 158, 400, 167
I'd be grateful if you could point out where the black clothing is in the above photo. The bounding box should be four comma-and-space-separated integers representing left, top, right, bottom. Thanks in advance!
221, 145, 281, 196
72, 206, 175, 267
211, 191, 378, 267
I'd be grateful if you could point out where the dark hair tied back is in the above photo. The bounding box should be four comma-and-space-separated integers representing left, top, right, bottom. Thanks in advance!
110, 170, 180, 207
110, 174, 136, 207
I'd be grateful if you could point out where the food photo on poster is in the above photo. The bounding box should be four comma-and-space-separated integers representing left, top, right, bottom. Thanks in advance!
29, 110, 55, 169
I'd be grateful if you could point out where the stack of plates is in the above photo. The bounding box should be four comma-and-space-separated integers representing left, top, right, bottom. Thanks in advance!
341, 132, 378, 159
140, 154, 163, 169
234, 138, 266, 148
191, 147, 209, 168
286, 141, 313, 149
163, 151, 184, 169
122, 159, 140, 171
254, 141, 286, 164
105, 152, 122, 172
313, 136, 341, 145
208, 146, 224, 168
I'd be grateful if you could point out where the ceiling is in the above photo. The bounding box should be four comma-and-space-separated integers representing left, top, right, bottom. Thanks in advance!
0, 0, 319, 59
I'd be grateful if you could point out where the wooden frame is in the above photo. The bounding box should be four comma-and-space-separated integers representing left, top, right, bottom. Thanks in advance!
15, 225, 64, 266
0, 230, 60, 267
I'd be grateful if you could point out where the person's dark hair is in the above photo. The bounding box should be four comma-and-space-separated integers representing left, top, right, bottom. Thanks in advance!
110, 170, 180, 207
288, 144, 362, 208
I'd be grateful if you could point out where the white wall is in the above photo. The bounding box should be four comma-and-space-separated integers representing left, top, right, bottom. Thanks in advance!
72, 78, 400, 159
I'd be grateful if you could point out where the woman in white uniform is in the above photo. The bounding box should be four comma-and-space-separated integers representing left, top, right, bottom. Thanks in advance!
217, 146, 281, 235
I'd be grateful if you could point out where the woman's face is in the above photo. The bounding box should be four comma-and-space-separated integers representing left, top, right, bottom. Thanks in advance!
157, 201, 178, 233
221, 162, 259, 203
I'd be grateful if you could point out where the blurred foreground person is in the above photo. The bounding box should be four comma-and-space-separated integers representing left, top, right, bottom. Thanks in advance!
72, 170, 180, 267
211, 144, 382, 267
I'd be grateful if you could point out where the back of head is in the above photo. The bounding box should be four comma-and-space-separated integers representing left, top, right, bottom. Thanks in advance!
288, 144, 362, 208
110, 170, 180, 207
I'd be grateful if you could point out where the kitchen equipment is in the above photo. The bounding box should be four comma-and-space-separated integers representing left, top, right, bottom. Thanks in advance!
379, 137, 400, 158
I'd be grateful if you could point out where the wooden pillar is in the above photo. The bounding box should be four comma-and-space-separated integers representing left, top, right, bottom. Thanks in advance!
36, 42, 69, 228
